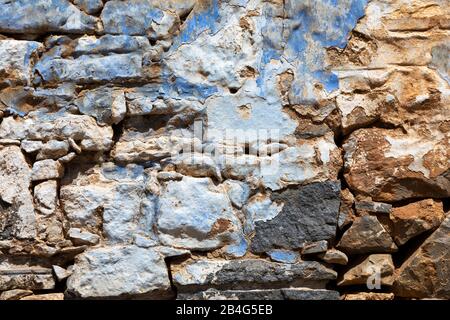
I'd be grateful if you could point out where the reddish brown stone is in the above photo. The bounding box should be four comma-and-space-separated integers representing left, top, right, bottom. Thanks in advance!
391, 199, 445, 246
343, 127, 450, 202
394, 215, 450, 299
337, 216, 397, 255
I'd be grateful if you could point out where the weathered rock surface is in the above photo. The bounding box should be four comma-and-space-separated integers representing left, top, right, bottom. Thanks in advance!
75, 87, 126, 125
355, 201, 392, 216
338, 254, 395, 287
0, 146, 36, 240
222, 180, 250, 209
36, 140, 70, 160
267, 250, 299, 264
302, 240, 329, 255
343, 127, 450, 202
68, 228, 100, 246
156, 176, 242, 250
34, 181, 59, 216
0, 112, 114, 152
66, 246, 172, 299
20, 293, 64, 300
171, 258, 337, 291
61, 164, 156, 244
393, 215, 450, 299
338, 188, 356, 229
249, 181, 341, 253
0, 0, 100, 34
318, 249, 349, 265
73, 0, 104, 15
0, 0, 448, 301
337, 216, 398, 255
178, 288, 340, 300
0, 40, 42, 86
111, 129, 199, 163
0, 256, 55, 291
343, 292, 394, 300
0, 289, 33, 300
52, 265, 72, 282
390, 199, 445, 246
219, 134, 343, 191
31, 159, 64, 181
36, 53, 149, 85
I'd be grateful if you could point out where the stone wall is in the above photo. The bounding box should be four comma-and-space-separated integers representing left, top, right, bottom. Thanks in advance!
0, 0, 448, 300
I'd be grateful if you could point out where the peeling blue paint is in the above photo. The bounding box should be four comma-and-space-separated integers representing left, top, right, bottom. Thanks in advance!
159, 69, 218, 102
268, 250, 299, 264
255, 0, 368, 99
224, 237, 248, 258
175, 0, 221, 46
22, 41, 41, 68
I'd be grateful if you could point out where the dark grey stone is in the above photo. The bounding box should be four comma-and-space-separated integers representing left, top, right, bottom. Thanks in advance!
178, 288, 340, 300
208, 260, 336, 288
355, 201, 392, 214
171, 259, 337, 292
171, 259, 337, 291
250, 181, 341, 253
281, 288, 340, 300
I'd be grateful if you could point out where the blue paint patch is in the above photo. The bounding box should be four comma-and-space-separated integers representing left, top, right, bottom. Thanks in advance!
255, 0, 368, 98
5, 107, 27, 118
313, 70, 340, 92
268, 249, 299, 264
313, 0, 368, 49
173, 0, 221, 47
224, 237, 248, 258
172, 77, 218, 100
159, 69, 218, 102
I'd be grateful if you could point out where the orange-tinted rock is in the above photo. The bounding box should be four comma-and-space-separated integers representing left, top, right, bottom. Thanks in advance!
391, 199, 445, 246
393, 215, 450, 299
343, 292, 394, 300
20, 293, 64, 300
334, 0, 450, 206
343, 126, 450, 202
337, 188, 356, 229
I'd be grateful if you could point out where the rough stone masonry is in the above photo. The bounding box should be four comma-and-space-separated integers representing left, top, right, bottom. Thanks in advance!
0, 0, 448, 300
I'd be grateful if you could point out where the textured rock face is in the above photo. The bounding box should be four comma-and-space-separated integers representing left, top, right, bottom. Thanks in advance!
390, 199, 445, 246
337, 216, 398, 255
178, 288, 340, 301
338, 254, 395, 287
156, 176, 242, 250
171, 258, 337, 291
248, 181, 341, 253
66, 246, 174, 299
0, 0, 448, 301
0, 256, 55, 291
61, 163, 156, 244
0, 0, 101, 34
0, 40, 42, 86
0, 146, 36, 240
343, 127, 450, 202
394, 215, 450, 299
